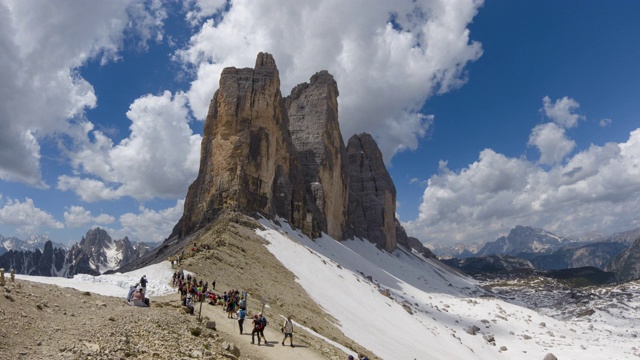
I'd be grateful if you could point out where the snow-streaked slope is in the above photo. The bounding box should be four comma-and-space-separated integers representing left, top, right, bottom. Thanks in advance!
258, 217, 640, 360
15, 261, 178, 298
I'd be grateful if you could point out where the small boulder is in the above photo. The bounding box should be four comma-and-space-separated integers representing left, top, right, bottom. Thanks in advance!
206, 321, 216, 330
543, 353, 557, 360
465, 325, 481, 335
483, 334, 495, 343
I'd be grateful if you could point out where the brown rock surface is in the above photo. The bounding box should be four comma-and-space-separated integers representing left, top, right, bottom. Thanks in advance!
285, 71, 349, 240
175, 52, 306, 239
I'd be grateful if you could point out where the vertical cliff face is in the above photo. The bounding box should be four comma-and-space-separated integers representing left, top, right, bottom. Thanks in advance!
171, 53, 412, 253
177, 53, 306, 238
285, 71, 349, 240
346, 133, 398, 252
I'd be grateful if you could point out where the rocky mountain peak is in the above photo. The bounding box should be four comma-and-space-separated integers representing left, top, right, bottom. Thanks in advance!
170, 53, 410, 254
80, 227, 113, 250
286, 70, 347, 240
175, 52, 307, 239
477, 225, 566, 256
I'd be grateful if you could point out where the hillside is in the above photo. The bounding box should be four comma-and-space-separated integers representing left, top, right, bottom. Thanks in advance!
7, 212, 640, 359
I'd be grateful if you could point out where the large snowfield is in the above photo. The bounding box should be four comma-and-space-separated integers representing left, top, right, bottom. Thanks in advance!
16, 218, 640, 359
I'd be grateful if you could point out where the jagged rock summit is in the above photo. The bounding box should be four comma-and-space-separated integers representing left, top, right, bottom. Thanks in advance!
171, 52, 411, 253
0, 228, 156, 277
476, 225, 567, 256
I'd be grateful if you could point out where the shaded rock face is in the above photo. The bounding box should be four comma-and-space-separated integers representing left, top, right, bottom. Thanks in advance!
395, 221, 436, 258
441, 255, 535, 275
285, 70, 348, 240
176, 53, 307, 239
606, 237, 640, 282
0, 241, 66, 276
527, 241, 627, 270
346, 133, 397, 252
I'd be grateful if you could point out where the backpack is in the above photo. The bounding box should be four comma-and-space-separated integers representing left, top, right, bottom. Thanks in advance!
260, 317, 268, 328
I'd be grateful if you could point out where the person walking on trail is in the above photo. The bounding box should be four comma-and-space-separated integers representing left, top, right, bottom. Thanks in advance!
251, 314, 263, 345
258, 312, 268, 344
237, 308, 246, 334
281, 315, 295, 347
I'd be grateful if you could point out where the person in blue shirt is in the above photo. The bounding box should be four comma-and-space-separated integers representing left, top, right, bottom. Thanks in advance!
237, 308, 246, 334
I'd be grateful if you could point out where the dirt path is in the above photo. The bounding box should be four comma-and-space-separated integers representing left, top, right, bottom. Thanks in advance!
157, 292, 330, 360
198, 301, 329, 360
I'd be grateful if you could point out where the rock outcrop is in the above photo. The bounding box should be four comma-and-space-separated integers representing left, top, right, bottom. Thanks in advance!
606, 236, 640, 282
285, 70, 348, 240
346, 133, 398, 252
175, 53, 308, 239
171, 53, 410, 253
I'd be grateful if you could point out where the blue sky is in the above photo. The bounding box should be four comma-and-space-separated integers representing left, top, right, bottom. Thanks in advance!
1, 0, 639, 246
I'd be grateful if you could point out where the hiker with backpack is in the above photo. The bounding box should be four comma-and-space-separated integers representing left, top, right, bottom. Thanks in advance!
258, 312, 268, 344
126, 282, 139, 302
251, 314, 263, 345
281, 315, 294, 347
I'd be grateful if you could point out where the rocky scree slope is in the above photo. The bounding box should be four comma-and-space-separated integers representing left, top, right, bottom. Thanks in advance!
0, 280, 241, 360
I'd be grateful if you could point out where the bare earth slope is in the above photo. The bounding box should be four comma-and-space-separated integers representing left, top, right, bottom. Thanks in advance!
0, 211, 365, 360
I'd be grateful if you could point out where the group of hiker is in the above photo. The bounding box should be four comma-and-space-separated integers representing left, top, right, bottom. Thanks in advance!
126, 275, 150, 307
172, 270, 298, 348
122, 262, 369, 358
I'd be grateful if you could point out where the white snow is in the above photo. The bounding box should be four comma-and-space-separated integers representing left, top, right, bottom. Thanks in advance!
15, 261, 178, 298
104, 241, 122, 272
257, 217, 640, 360
13, 218, 640, 360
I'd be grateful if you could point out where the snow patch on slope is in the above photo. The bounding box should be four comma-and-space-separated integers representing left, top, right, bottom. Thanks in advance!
257, 217, 640, 360
15, 261, 178, 298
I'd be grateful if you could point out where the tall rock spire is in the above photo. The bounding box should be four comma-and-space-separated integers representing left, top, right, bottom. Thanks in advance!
346, 133, 398, 252
175, 52, 306, 238
286, 71, 349, 240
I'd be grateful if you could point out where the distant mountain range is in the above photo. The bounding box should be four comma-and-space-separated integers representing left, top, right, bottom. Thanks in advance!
0, 234, 67, 255
0, 228, 159, 277
433, 225, 640, 282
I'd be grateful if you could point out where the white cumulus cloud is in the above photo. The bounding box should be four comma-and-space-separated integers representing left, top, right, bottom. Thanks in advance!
599, 118, 612, 127
528, 122, 576, 165
541, 95, 584, 128
0, 0, 168, 187
58, 91, 202, 202
63, 205, 115, 229
175, 0, 484, 161
0, 197, 64, 235
112, 200, 185, 243
404, 128, 640, 245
